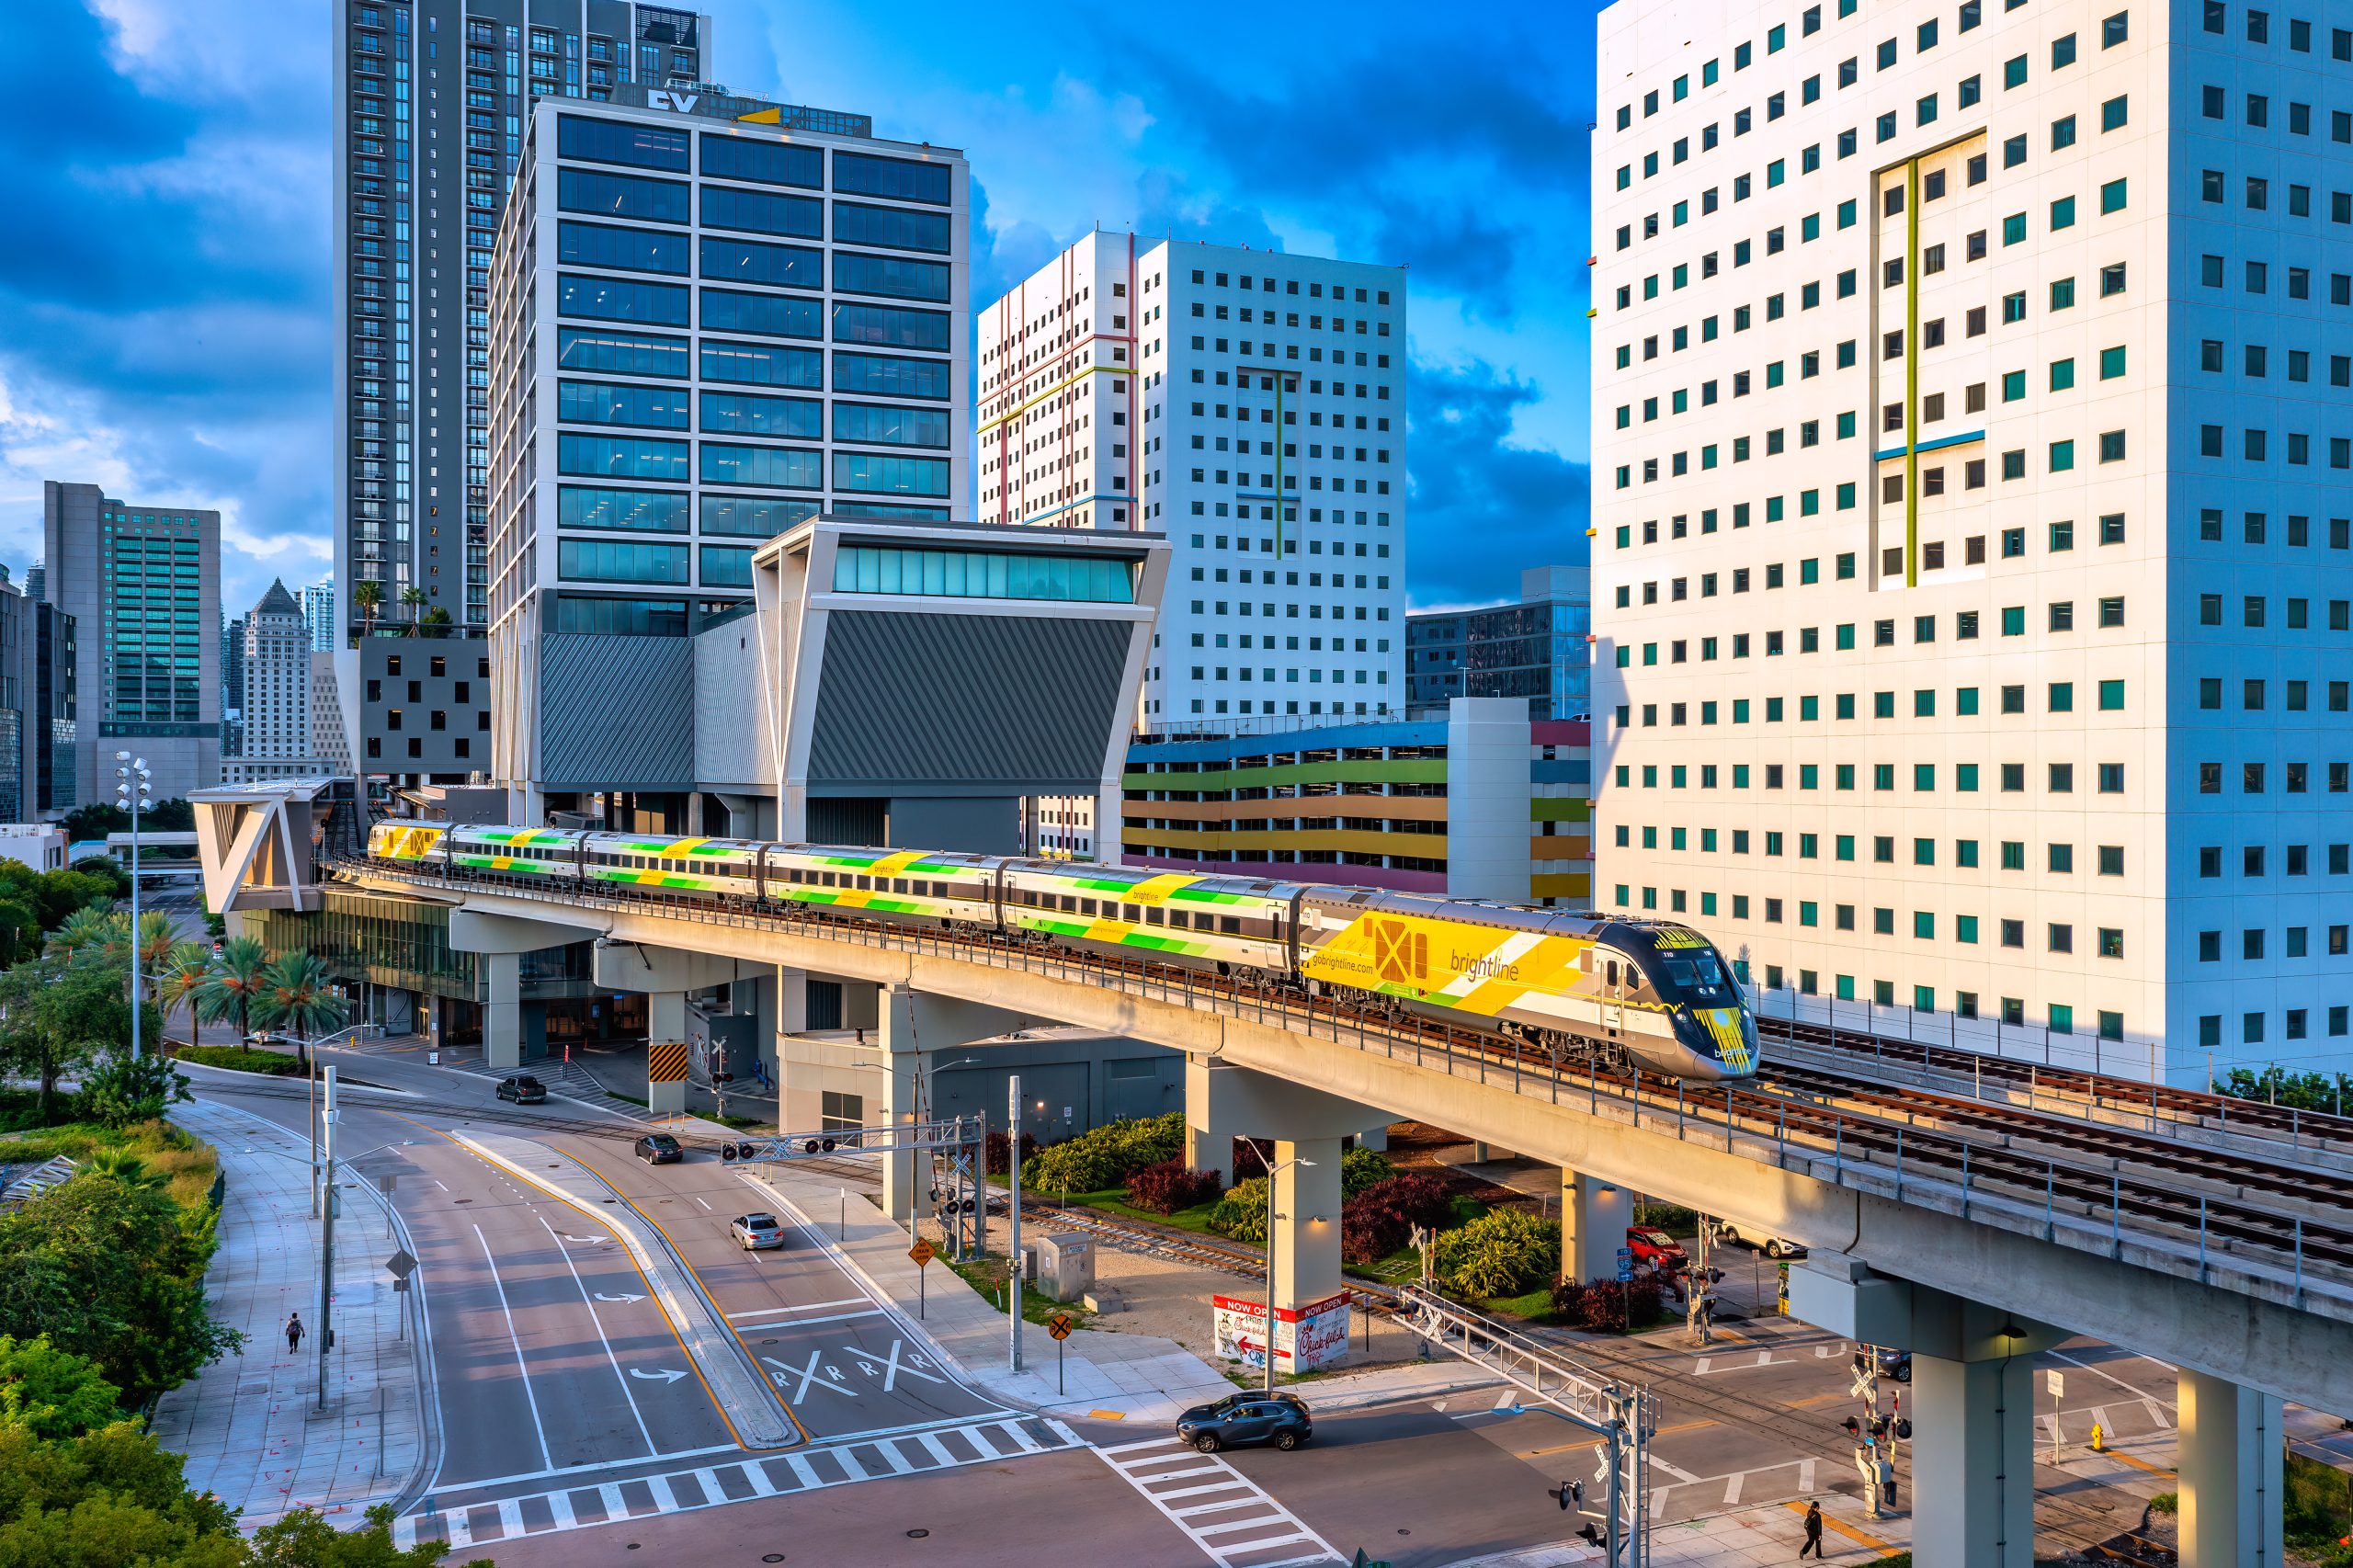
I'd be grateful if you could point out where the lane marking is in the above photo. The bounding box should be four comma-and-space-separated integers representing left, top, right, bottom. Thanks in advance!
473, 1222, 554, 1472
734, 1308, 884, 1329
1090, 1443, 1344, 1568
537, 1213, 657, 1454
726, 1297, 870, 1319
2049, 1347, 2175, 1407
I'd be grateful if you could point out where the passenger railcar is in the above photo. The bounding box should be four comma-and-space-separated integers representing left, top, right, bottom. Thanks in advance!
364, 823, 1757, 1083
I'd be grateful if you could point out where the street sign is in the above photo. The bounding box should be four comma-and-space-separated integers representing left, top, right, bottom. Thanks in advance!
1615, 1246, 1633, 1283
1047, 1312, 1075, 1340
382, 1248, 417, 1279
908, 1238, 936, 1267
392, 1276, 410, 1293
376, 1173, 397, 1194
2046, 1369, 2064, 1399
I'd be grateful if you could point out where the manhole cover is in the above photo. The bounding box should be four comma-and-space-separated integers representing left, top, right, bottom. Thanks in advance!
453, 1199, 472, 1205
603, 1198, 618, 1204
764, 1557, 786, 1563
548, 1165, 561, 1170
905, 1529, 928, 1540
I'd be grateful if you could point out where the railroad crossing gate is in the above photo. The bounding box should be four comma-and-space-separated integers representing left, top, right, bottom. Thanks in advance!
647, 1040, 690, 1115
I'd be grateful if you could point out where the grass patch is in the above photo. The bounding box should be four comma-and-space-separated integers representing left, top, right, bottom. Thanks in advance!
0, 1118, 220, 1210
945, 1253, 1092, 1333
1475, 1285, 1564, 1324
1063, 1187, 1229, 1236
175, 1044, 307, 1077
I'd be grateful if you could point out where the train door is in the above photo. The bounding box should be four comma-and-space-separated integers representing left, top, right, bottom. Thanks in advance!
1601, 957, 1624, 1039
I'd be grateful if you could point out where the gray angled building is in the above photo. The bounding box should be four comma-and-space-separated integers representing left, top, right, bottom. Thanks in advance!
1405, 564, 1591, 722
333, 0, 712, 781
41, 482, 221, 805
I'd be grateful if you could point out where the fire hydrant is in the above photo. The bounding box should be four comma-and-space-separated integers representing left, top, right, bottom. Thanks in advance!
2090, 1420, 2106, 1453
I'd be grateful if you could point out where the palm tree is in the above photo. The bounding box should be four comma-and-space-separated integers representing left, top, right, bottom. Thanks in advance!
154, 942, 211, 1049
195, 935, 269, 1046
80, 1147, 166, 1192
47, 906, 125, 961
399, 585, 426, 635
249, 951, 348, 1050
354, 578, 382, 637
132, 911, 174, 1001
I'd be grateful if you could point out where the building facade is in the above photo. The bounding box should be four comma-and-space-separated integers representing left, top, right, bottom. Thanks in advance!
485, 88, 970, 810
40, 482, 220, 804
1592, 0, 2353, 1079
220, 614, 245, 758
29, 602, 74, 819
301, 579, 337, 653
979, 235, 1407, 723
1119, 701, 1591, 904
237, 583, 312, 762
333, 0, 714, 775
1406, 564, 1594, 719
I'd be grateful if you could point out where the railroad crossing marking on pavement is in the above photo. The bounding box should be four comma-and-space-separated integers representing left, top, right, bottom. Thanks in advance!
845, 1340, 945, 1392
1047, 1312, 1075, 1340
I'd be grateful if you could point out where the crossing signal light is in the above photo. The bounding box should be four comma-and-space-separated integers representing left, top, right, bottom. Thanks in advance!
720, 1143, 739, 1162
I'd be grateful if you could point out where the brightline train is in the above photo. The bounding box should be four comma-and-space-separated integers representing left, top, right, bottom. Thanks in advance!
367, 823, 1759, 1083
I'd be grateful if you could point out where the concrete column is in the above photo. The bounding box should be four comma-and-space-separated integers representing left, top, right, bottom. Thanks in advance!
1269, 1137, 1345, 1312
1911, 1353, 2036, 1568
1354, 1122, 1389, 1153
2178, 1369, 2285, 1568
483, 953, 520, 1070
1188, 1119, 1236, 1187
875, 985, 923, 1233
1185, 1055, 1237, 1186
1558, 1169, 1632, 1284
646, 991, 688, 1116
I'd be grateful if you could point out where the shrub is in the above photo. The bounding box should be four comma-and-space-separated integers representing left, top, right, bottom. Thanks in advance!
171, 1045, 305, 1077
1433, 1209, 1561, 1300
1341, 1171, 1455, 1265
1124, 1160, 1223, 1215
1022, 1111, 1186, 1193
1232, 1136, 1270, 1178
74, 1052, 191, 1129
1633, 1200, 1699, 1235
1552, 1274, 1670, 1333
985, 1129, 1039, 1176
1209, 1175, 1271, 1245
1339, 1145, 1395, 1198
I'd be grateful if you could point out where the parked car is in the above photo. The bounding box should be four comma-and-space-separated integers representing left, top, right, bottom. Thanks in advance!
1176, 1391, 1313, 1454
633, 1133, 684, 1165
1626, 1225, 1689, 1272
1712, 1219, 1806, 1259
495, 1074, 547, 1105
730, 1212, 786, 1251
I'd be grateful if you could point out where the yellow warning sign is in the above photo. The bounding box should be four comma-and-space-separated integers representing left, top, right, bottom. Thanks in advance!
908, 1239, 936, 1267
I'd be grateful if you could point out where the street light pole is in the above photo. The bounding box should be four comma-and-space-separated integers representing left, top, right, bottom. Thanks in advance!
317, 1064, 337, 1411
1007, 1073, 1023, 1374
114, 753, 151, 1060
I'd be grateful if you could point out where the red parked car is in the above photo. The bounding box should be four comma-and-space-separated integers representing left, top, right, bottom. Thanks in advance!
1626, 1226, 1689, 1272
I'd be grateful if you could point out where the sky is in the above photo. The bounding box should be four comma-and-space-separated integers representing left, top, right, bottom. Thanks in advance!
0, 0, 1599, 619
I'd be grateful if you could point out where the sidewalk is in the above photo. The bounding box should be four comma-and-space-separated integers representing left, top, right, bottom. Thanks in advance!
151, 1097, 427, 1529
741, 1162, 1507, 1426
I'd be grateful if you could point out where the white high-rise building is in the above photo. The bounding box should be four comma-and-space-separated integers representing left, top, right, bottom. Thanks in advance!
301, 579, 336, 653
1594, 0, 2353, 1081
239, 581, 311, 761
979, 234, 1407, 723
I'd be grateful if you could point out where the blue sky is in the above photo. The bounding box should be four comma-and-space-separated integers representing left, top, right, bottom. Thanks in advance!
0, 0, 1597, 619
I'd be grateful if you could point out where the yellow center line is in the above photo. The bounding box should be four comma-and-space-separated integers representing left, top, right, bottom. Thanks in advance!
1786, 1499, 1904, 1558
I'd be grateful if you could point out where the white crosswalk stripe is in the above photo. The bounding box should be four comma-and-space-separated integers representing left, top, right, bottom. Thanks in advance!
390, 1417, 1080, 1550
1093, 1437, 1343, 1568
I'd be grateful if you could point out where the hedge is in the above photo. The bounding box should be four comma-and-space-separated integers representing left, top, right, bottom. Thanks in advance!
1021, 1111, 1186, 1194
1124, 1159, 1223, 1214
1433, 1209, 1561, 1299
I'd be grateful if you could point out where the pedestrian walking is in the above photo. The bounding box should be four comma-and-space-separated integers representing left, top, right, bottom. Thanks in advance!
1798, 1500, 1824, 1559
285, 1312, 304, 1354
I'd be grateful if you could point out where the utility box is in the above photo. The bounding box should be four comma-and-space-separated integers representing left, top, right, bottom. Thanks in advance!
1024, 1233, 1096, 1303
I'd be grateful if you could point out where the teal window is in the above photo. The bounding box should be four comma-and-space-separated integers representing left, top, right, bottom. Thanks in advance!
1957, 687, 1979, 716
1915, 838, 1936, 866
2004, 53, 2028, 88
1914, 986, 1936, 1013
1915, 764, 1935, 790
556, 486, 690, 533
2050, 1005, 2074, 1035
2050, 439, 2075, 472
2100, 177, 2128, 213
1802, 213, 1820, 241
1914, 689, 1936, 717
2050, 358, 2075, 391
1837, 199, 1857, 229
559, 327, 688, 380
833, 547, 1135, 603
2003, 211, 2027, 244
700, 443, 822, 490
834, 451, 951, 496
1956, 841, 1978, 869
1800, 488, 1818, 515
2099, 346, 2126, 379
2099, 678, 2125, 710
1874, 764, 1895, 790
1957, 915, 1979, 943
557, 432, 689, 482
1800, 902, 1818, 927
558, 538, 690, 585
2050, 681, 2075, 711
702, 341, 824, 388
2002, 606, 2026, 635
701, 494, 815, 538
699, 391, 823, 439
1836, 412, 1856, 439
1836, 623, 1855, 651
1956, 763, 1979, 791
1914, 912, 1936, 939
699, 545, 755, 587
2050, 195, 2076, 230
558, 379, 690, 428
2003, 371, 2025, 402
1836, 482, 1856, 509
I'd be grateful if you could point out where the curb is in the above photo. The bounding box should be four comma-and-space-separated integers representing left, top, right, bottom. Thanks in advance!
452, 1131, 800, 1449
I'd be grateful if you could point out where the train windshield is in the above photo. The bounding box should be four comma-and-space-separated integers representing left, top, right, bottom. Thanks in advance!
1655, 949, 1730, 1000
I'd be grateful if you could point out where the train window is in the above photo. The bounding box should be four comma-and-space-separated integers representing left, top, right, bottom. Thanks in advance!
1146, 906, 1165, 925
1080, 899, 1097, 916
1222, 916, 1242, 934
1607, 960, 1620, 985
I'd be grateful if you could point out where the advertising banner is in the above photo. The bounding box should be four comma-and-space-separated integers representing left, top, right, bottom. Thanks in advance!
1211, 1290, 1353, 1374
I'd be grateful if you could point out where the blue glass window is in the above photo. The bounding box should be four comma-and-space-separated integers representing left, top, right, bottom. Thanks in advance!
832, 252, 951, 301
699, 340, 823, 388
832, 153, 951, 205
832, 202, 952, 254
699, 545, 756, 587
699, 236, 823, 289
558, 327, 688, 379
831, 547, 1132, 603
699, 134, 823, 187
556, 486, 690, 532
558, 166, 688, 224
559, 221, 689, 274
700, 391, 823, 438
558, 380, 690, 428
558, 538, 690, 584
700, 495, 816, 537
553, 595, 688, 635
701, 185, 823, 237
832, 352, 951, 401
699, 443, 823, 489
832, 402, 951, 448
830, 303, 950, 351
559, 115, 688, 170
556, 432, 689, 482
558, 273, 690, 326
832, 451, 949, 495
701, 289, 821, 339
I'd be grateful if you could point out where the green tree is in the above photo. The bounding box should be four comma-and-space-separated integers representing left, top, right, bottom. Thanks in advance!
0, 1167, 239, 1404
249, 950, 349, 1051
28, 868, 114, 933
74, 1048, 188, 1128
0, 955, 132, 1122
354, 577, 382, 637
419, 605, 454, 636
66, 854, 131, 899
46, 904, 126, 962
250, 1502, 470, 1567
155, 941, 212, 1046
56, 803, 129, 843
144, 798, 196, 834
0, 1334, 124, 1439
399, 585, 426, 635
195, 935, 269, 1044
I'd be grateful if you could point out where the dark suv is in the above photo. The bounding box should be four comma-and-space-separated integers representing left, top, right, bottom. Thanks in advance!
633, 1133, 683, 1165
1176, 1391, 1313, 1453
495, 1074, 547, 1104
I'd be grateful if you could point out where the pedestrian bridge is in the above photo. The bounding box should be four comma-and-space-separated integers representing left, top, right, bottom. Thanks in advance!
204, 806, 2347, 1565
